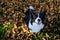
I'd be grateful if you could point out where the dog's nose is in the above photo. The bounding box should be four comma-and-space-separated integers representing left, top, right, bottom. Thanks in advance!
38, 19, 40, 22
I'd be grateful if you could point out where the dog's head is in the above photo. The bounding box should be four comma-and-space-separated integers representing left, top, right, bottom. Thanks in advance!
24, 6, 46, 26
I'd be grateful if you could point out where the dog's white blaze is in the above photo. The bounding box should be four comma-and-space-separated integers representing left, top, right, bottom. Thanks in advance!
28, 20, 44, 32
38, 13, 39, 17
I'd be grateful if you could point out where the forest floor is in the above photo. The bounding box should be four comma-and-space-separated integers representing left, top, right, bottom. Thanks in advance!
0, 0, 60, 40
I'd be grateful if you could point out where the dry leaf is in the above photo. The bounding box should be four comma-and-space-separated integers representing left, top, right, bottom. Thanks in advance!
21, 24, 29, 33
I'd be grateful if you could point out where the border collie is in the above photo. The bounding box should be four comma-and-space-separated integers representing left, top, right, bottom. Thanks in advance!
24, 6, 46, 32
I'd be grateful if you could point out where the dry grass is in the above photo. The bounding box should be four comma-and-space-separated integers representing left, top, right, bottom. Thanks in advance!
0, 0, 60, 40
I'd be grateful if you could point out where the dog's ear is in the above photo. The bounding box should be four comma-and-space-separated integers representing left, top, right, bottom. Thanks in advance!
40, 9, 46, 17
23, 6, 34, 26
40, 9, 46, 21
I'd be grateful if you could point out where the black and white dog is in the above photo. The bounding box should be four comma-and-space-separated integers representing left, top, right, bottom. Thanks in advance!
24, 6, 46, 32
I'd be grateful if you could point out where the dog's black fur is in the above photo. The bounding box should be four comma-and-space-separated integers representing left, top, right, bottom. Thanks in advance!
24, 8, 46, 27
24, 9, 35, 26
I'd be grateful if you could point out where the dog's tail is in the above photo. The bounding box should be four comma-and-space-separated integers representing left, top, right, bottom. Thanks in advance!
28, 6, 34, 10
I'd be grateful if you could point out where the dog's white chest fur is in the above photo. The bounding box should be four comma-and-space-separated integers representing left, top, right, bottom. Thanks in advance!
28, 22, 44, 32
